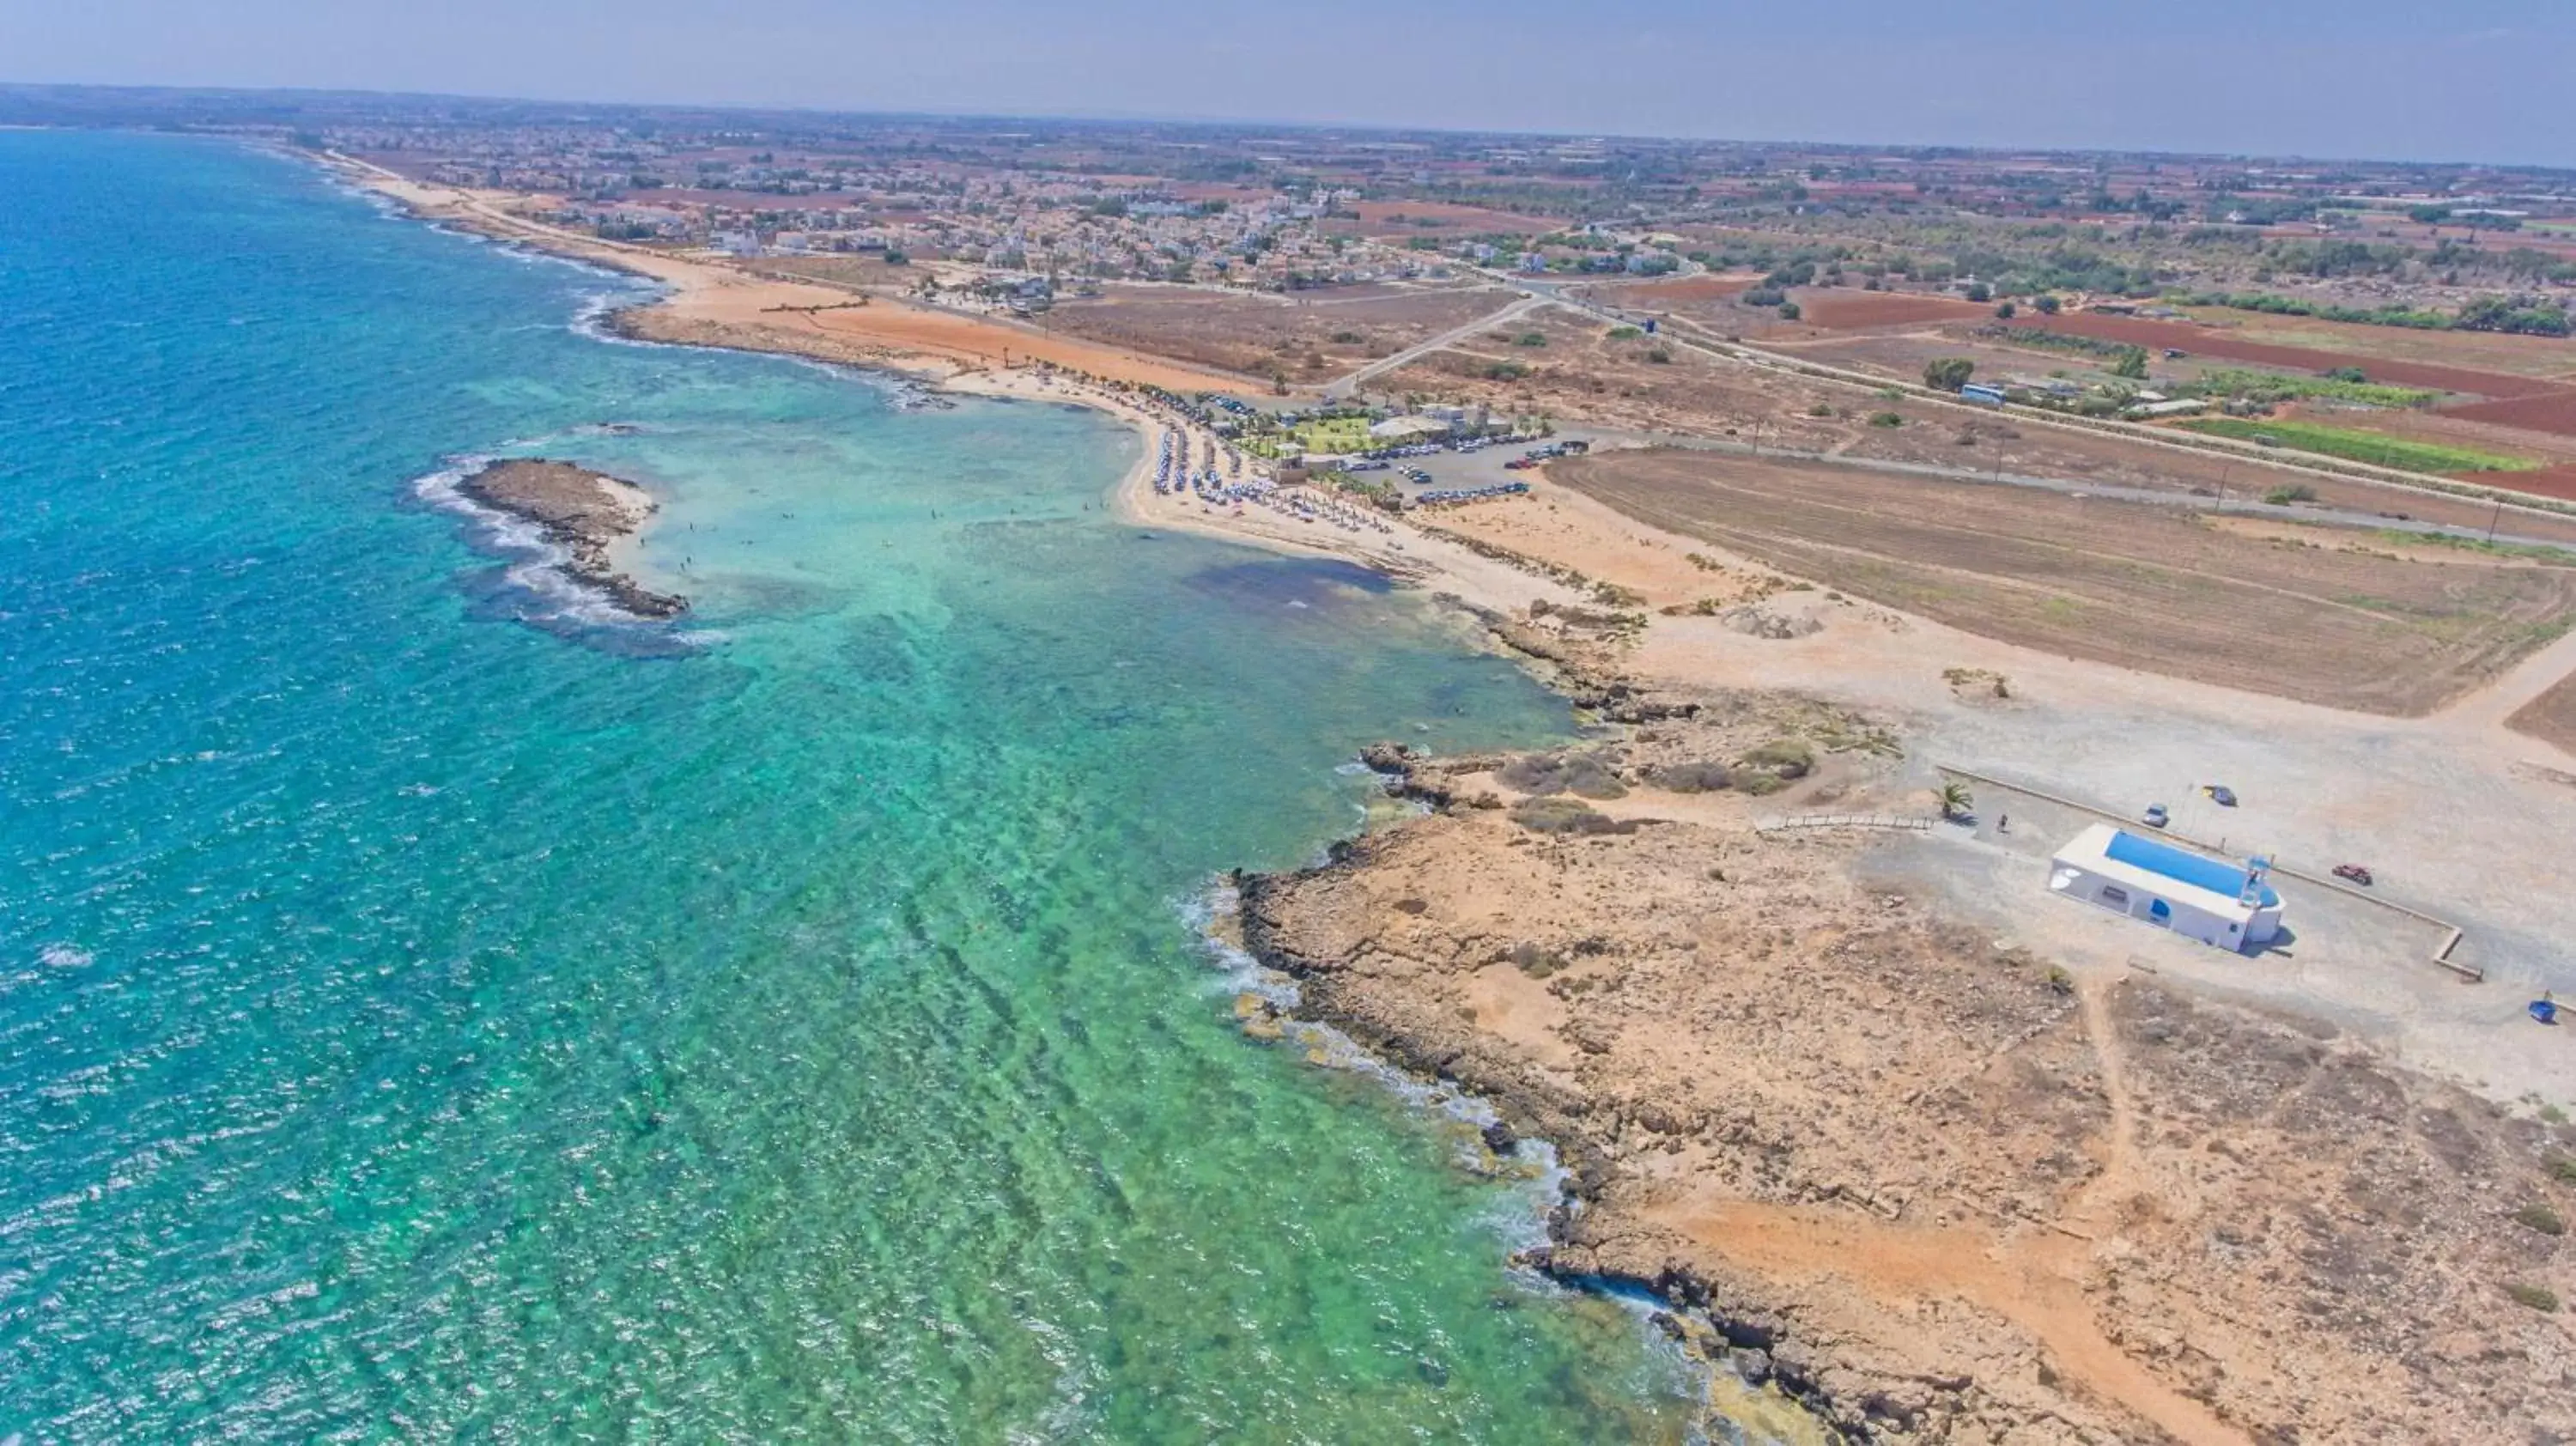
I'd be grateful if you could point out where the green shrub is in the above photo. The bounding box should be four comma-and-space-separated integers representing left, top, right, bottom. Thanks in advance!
1869, 411, 1904, 428
1513, 331, 1548, 347
2506, 1283, 2561, 1313
1607, 325, 1644, 340
1509, 941, 1566, 977
1777, 301, 1802, 321
2181, 368, 2439, 409
2264, 484, 2319, 505
2516, 1202, 2567, 1236
1508, 795, 1637, 835
1644, 347, 1673, 364
1647, 760, 1732, 793
2183, 418, 2537, 475
1741, 738, 1816, 778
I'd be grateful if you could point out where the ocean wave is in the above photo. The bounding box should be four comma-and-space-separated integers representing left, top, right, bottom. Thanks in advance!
568, 289, 658, 346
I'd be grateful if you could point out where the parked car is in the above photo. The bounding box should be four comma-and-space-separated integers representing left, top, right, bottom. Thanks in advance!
2333, 864, 2374, 887
2203, 785, 2239, 807
2142, 804, 2170, 829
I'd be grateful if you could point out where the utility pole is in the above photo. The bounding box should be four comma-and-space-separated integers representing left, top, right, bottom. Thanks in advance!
2488, 495, 2506, 544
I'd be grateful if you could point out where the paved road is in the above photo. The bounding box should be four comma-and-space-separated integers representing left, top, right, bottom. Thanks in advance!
1321, 293, 1543, 400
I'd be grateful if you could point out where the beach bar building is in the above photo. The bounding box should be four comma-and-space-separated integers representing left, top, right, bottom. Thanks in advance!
2047, 823, 2284, 954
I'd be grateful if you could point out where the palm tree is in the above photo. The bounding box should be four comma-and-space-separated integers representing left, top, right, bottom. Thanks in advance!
1937, 781, 1974, 821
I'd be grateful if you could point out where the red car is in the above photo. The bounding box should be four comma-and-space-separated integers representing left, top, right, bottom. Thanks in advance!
2332, 864, 2374, 887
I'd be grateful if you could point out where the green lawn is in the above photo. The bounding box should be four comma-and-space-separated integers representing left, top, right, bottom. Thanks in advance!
1294, 416, 1376, 453
2174, 417, 2538, 474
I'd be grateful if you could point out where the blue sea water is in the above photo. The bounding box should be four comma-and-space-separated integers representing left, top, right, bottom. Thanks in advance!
0, 132, 1708, 1440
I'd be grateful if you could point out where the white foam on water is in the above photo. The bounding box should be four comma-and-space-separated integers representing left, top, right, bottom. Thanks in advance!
1180, 872, 1731, 1437
38, 945, 94, 970
409, 459, 709, 645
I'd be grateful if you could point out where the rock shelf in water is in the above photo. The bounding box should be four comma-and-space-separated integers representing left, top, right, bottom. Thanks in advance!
459, 459, 687, 619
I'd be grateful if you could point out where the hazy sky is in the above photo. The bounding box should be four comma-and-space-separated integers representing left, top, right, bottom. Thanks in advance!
3, 0, 2569, 165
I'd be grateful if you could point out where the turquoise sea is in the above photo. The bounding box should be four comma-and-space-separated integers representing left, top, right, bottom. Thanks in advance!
0, 132, 1707, 1440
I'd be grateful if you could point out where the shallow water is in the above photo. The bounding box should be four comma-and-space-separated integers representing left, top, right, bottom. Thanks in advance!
0, 132, 1713, 1439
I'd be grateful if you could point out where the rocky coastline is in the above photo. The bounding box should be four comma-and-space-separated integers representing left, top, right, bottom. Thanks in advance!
457, 458, 687, 620
1228, 610, 2576, 1446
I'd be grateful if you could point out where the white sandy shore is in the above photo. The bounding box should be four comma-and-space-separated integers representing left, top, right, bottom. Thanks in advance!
323, 152, 1582, 622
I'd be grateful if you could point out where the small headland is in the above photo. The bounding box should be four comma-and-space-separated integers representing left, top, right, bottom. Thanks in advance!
1228, 611, 2576, 1446
458, 459, 686, 619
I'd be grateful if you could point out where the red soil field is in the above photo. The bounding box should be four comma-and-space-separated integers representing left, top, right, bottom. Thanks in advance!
1798, 292, 1996, 328
1592, 274, 1759, 302
2482, 464, 2576, 503
1996, 314, 2560, 399
2437, 390, 2576, 439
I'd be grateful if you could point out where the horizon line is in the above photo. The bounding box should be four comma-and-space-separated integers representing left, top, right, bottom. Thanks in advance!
1, 78, 2568, 177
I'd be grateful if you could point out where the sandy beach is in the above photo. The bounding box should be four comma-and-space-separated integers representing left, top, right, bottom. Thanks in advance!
325, 156, 1579, 615
328, 153, 1611, 632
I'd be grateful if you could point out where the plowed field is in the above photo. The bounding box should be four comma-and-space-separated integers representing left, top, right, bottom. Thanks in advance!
1995, 315, 2560, 398
1555, 448, 2576, 715
2438, 389, 2576, 439
1796, 291, 1995, 328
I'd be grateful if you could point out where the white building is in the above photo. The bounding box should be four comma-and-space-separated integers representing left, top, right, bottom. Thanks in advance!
1368, 416, 1451, 442
2048, 823, 2285, 954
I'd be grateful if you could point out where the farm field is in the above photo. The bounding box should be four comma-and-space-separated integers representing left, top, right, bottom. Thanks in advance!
1337, 199, 1555, 236
2172, 417, 2538, 474
1765, 330, 2138, 389
2479, 465, 2576, 502
1569, 272, 1762, 306
1040, 282, 1512, 380
2272, 402, 2576, 464
2167, 306, 2576, 382
1997, 313, 2561, 398
1552, 448, 2576, 714
1383, 311, 2576, 543
1792, 290, 1995, 329
2436, 388, 2576, 439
